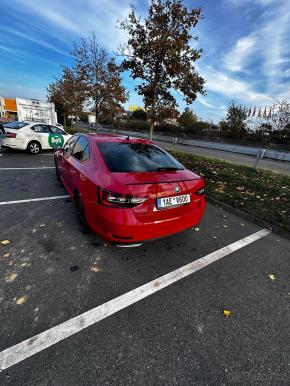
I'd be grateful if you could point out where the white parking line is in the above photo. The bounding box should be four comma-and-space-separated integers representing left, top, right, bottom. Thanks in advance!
0, 195, 69, 206
0, 228, 271, 372
0, 167, 54, 170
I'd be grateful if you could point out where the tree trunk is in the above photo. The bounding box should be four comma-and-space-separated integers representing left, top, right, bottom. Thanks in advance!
149, 80, 158, 140
149, 121, 154, 140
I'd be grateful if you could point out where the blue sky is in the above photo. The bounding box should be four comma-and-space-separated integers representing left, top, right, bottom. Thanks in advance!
0, 0, 289, 122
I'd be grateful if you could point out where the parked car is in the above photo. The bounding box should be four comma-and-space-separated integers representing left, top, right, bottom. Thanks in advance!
54, 134, 206, 246
1, 121, 71, 154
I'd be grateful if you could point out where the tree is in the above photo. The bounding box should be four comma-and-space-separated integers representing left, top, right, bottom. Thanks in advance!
178, 108, 198, 129
72, 33, 127, 124
131, 109, 148, 121
119, 0, 205, 139
268, 100, 290, 132
47, 67, 85, 129
219, 101, 248, 139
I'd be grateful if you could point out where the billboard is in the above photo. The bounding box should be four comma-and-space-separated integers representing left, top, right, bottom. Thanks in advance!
16, 98, 57, 125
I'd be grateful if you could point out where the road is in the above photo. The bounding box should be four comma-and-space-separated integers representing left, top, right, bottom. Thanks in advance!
1, 151, 290, 385
157, 140, 290, 175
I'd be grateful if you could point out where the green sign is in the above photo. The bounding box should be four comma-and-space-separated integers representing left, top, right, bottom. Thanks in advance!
48, 133, 64, 148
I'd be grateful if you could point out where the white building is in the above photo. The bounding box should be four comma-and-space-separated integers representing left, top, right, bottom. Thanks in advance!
16, 98, 58, 125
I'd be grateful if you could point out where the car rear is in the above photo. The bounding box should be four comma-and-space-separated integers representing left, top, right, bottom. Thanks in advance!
1, 121, 29, 150
88, 138, 205, 245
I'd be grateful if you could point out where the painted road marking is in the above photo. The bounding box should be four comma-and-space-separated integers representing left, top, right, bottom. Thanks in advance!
0, 195, 69, 206
0, 228, 271, 372
0, 167, 54, 170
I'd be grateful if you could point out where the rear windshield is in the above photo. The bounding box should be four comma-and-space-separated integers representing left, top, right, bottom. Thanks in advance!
3, 122, 27, 130
97, 142, 184, 172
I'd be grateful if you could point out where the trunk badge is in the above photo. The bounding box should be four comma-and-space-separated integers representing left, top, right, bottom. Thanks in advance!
175, 185, 181, 193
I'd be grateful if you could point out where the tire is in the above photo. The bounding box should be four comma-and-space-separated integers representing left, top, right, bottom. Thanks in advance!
75, 194, 89, 234
27, 141, 41, 155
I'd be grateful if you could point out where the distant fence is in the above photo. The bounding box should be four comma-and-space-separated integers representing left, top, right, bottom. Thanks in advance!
100, 125, 290, 163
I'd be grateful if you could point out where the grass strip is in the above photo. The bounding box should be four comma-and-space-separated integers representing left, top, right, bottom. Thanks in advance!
170, 150, 290, 233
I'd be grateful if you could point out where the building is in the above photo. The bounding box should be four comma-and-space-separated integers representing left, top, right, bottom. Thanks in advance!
0, 98, 17, 121
0, 97, 58, 125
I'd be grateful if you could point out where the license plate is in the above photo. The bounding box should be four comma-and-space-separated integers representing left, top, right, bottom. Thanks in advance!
157, 194, 190, 209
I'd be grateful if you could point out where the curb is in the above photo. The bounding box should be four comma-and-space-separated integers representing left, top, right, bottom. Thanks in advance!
206, 196, 290, 241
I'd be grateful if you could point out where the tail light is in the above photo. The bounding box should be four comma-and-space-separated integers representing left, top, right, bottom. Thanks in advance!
196, 187, 205, 195
98, 188, 148, 208
195, 179, 205, 195
6, 132, 17, 138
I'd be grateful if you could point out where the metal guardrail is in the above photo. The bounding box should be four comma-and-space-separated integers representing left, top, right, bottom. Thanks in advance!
99, 127, 290, 163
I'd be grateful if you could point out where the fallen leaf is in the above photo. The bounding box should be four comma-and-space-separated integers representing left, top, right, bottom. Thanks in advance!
91, 266, 99, 272
15, 296, 27, 305
268, 274, 276, 281
40, 224, 46, 228
2, 253, 10, 258
194, 227, 200, 232
5, 273, 17, 283
32, 229, 37, 233
223, 225, 228, 228
1, 240, 10, 245
223, 309, 232, 318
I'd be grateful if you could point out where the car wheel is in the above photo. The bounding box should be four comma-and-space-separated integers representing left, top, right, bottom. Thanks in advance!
27, 141, 41, 155
75, 194, 89, 234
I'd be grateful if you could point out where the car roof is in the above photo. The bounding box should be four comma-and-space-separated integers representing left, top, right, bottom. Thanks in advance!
78, 133, 153, 144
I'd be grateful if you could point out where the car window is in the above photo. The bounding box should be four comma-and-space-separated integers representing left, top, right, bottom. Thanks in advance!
71, 136, 90, 162
50, 126, 66, 135
31, 125, 50, 133
3, 122, 27, 130
64, 135, 79, 153
97, 142, 184, 172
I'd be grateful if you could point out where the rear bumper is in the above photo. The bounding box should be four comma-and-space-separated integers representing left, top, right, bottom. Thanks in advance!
1, 138, 27, 150
86, 197, 206, 244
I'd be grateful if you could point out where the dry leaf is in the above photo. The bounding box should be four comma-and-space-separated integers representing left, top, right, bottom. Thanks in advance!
268, 274, 276, 281
40, 224, 46, 228
194, 227, 200, 232
1, 240, 10, 245
223, 309, 232, 318
15, 296, 27, 305
5, 273, 17, 283
2, 253, 10, 258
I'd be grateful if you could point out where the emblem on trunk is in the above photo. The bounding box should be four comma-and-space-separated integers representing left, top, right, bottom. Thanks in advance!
175, 185, 181, 193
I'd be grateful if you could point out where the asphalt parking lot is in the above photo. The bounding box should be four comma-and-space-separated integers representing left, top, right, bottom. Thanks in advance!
1, 149, 290, 385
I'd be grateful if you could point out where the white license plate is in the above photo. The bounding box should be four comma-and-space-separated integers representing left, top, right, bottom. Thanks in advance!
157, 194, 191, 209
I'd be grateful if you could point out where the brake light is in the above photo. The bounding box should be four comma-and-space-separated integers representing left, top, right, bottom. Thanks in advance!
98, 188, 147, 208
196, 187, 205, 195
6, 132, 17, 138
195, 179, 205, 195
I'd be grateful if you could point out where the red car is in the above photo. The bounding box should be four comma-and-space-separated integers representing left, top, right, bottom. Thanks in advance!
54, 134, 206, 246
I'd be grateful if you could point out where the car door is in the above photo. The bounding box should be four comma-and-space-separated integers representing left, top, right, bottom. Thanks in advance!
60, 135, 80, 192
66, 135, 90, 194
49, 126, 71, 149
30, 124, 50, 149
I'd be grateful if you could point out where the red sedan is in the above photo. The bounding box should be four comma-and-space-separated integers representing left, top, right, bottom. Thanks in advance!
54, 134, 206, 246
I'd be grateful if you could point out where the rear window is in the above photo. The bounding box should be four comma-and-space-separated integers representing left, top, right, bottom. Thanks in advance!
97, 142, 184, 172
3, 122, 27, 130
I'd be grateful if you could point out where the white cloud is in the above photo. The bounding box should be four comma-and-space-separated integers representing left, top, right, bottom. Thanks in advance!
202, 65, 273, 104
6, 29, 70, 56
11, 0, 131, 50
197, 96, 216, 108
224, 36, 256, 72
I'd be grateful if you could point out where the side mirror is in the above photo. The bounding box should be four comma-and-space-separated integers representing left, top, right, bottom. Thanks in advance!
53, 145, 63, 151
